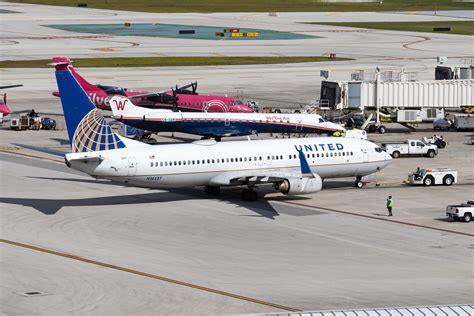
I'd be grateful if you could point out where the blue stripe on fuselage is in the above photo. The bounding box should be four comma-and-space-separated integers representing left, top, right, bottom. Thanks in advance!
119, 118, 334, 137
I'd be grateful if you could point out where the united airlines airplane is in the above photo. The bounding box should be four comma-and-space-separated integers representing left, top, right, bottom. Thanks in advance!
109, 95, 344, 139
56, 68, 392, 201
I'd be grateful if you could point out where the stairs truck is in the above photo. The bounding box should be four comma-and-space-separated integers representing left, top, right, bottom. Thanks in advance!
381, 139, 438, 158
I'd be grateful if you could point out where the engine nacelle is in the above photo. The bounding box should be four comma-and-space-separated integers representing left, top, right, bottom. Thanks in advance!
278, 175, 323, 195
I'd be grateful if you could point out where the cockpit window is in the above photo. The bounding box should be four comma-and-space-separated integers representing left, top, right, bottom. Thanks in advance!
374, 147, 382, 153
318, 118, 326, 123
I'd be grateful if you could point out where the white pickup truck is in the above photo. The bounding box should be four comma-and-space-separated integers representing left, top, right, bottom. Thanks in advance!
446, 201, 474, 222
381, 139, 438, 158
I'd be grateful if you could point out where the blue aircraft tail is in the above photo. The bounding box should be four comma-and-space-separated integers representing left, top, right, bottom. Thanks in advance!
298, 149, 315, 178
55, 69, 126, 153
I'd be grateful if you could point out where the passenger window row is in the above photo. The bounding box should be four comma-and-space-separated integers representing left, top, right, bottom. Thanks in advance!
149, 151, 354, 168
288, 151, 354, 159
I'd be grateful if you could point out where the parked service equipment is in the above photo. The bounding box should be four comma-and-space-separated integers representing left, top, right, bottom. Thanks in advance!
422, 135, 447, 149
454, 114, 474, 130
408, 168, 457, 186
40, 117, 56, 130
10, 114, 41, 130
446, 201, 474, 222
381, 139, 438, 158
433, 117, 454, 130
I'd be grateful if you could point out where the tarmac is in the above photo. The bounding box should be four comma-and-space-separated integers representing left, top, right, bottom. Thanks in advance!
1, 2, 473, 315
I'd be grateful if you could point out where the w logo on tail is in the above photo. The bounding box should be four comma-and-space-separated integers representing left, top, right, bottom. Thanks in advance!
113, 98, 128, 111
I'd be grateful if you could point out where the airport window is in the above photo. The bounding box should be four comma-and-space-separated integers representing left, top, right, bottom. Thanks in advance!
179, 161, 182, 165
212, 159, 215, 163
196, 160, 200, 164
289, 155, 292, 159
183, 161, 186, 165
150, 162, 153, 167
188, 160, 191, 165
174, 161, 177, 166
249, 157, 252, 161
244, 157, 247, 162
155, 162, 159, 167
231, 158, 234, 162
217, 158, 220, 163
280, 155, 283, 160
312, 153, 315, 158
259, 157, 262, 161
160, 162, 163, 167
326, 153, 329, 157
239, 158, 243, 162
267, 156, 271, 160
342, 152, 345, 156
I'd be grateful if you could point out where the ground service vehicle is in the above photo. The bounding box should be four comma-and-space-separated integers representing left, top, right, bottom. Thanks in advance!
40, 117, 57, 130
381, 139, 438, 158
446, 201, 474, 222
422, 135, 447, 149
10, 114, 41, 130
408, 168, 457, 186
454, 114, 474, 130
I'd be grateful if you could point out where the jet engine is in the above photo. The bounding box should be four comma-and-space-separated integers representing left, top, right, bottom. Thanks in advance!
278, 175, 322, 195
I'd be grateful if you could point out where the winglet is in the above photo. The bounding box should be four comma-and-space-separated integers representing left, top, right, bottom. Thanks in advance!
297, 149, 315, 178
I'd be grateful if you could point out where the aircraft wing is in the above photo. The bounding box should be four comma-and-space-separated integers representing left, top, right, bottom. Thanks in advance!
128, 90, 169, 100
0, 84, 23, 89
127, 82, 196, 101
209, 170, 302, 186
209, 149, 315, 186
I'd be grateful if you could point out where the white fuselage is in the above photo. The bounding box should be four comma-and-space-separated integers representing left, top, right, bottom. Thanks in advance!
66, 137, 392, 188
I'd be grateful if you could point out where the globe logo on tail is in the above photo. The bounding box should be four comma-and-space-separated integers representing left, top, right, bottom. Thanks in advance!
72, 109, 125, 152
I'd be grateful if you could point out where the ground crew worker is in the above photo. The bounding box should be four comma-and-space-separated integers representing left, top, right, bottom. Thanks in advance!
386, 195, 393, 216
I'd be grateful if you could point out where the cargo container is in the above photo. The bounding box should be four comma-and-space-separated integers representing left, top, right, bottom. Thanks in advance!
454, 114, 474, 130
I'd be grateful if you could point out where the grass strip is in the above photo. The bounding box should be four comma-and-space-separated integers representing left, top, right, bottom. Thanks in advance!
0, 56, 350, 68
306, 21, 474, 36
6, 0, 474, 13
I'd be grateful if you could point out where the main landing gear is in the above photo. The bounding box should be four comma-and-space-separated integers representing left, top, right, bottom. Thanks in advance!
205, 186, 258, 201
241, 188, 258, 201
205, 186, 221, 196
355, 176, 364, 188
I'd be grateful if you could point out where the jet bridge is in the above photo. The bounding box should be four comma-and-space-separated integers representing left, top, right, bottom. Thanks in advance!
319, 70, 474, 130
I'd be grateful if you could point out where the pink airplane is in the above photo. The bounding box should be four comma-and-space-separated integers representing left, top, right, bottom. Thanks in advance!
0, 85, 23, 118
51, 57, 253, 113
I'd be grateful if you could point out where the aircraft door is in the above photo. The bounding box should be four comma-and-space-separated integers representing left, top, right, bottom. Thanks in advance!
128, 157, 137, 176
263, 153, 272, 166
295, 120, 303, 132
362, 146, 369, 162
